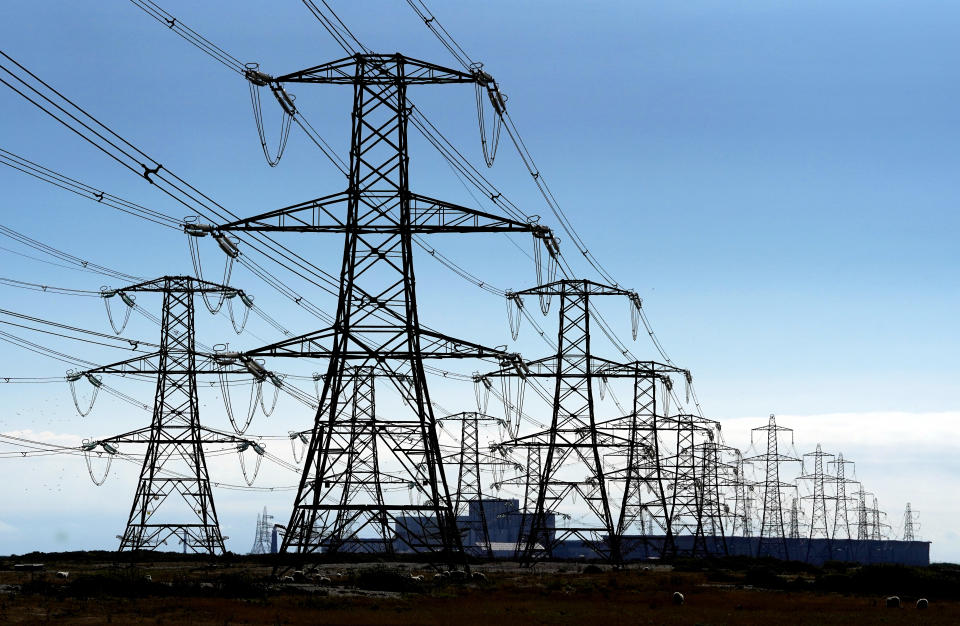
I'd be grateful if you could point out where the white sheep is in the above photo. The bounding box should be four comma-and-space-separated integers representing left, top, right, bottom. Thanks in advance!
672, 592, 685, 606
885, 596, 901, 608
143, 575, 153, 583
318, 576, 332, 586
55, 571, 69, 579
281, 575, 294, 583
410, 575, 424, 582
916, 598, 929, 609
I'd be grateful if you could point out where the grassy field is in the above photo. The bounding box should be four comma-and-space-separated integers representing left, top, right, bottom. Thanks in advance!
1, 554, 957, 624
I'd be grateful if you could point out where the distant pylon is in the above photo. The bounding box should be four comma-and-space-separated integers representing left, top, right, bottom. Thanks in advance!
788, 497, 801, 539
828, 453, 856, 540
250, 507, 275, 554
855, 488, 870, 540
441, 411, 505, 559
746, 414, 800, 560
799, 444, 835, 542
903, 502, 918, 541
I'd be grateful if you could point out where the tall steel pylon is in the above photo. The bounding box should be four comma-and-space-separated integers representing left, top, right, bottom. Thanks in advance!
746, 414, 799, 560
440, 411, 506, 559
828, 453, 857, 540
484, 280, 684, 564
215, 54, 549, 562
798, 444, 835, 550
903, 502, 918, 541
727, 450, 754, 537
251, 507, 275, 554
75, 276, 251, 554
855, 488, 871, 540
788, 497, 801, 539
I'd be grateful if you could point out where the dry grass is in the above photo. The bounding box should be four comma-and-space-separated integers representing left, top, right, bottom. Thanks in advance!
0, 558, 956, 624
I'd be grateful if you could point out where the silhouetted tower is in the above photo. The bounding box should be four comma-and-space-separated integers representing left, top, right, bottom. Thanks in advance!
746, 414, 800, 560
870, 496, 888, 540
77, 276, 246, 554
855, 488, 870, 540
484, 281, 678, 564
799, 444, 835, 541
788, 496, 801, 539
728, 451, 754, 537
251, 507, 275, 554
903, 502, 918, 541
215, 54, 550, 561
828, 453, 856, 540
694, 439, 728, 555
441, 411, 504, 558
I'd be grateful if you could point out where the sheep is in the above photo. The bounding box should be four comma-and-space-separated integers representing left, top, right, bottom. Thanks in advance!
292, 570, 306, 583
916, 598, 929, 610
885, 596, 901, 608
318, 576, 332, 586
471, 571, 487, 582
433, 573, 444, 582
672, 592, 685, 606
143, 575, 153, 583
448, 570, 468, 581
281, 575, 294, 583
410, 575, 425, 582
55, 571, 69, 579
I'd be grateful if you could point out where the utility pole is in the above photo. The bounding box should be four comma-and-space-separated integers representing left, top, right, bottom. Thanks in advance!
746, 414, 800, 560
213, 54, 552, 563
74, 276, 258, 554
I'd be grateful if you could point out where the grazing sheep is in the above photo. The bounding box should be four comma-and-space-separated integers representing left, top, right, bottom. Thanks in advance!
917, 598, 929, 609
449, 570, 468, 581
433, 573, 444, 581
281, 575, 294, 583
885, 596, 901, 608
143, 575, 153, 583
410, 575, 424, 582
292, 570, 306, 582
318, 576, 331, 586
55, 571, 69, 579
672, 592, 685, 606
471, 572, 487, 582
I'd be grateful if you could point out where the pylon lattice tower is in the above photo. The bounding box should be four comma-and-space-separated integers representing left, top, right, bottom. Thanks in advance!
76, 276, 253, 554
828, 453, 856, 540
483, 280, 684, 564
216, 54, 548, 561
440, 411, 508, 558
855, 488, 871, 540
727, 450, 754, 537
746, 414, 800, 559
798, 444, 835, 542
788, 496, 801, 539
903, 502, 918, 541
251, 506, 275, 554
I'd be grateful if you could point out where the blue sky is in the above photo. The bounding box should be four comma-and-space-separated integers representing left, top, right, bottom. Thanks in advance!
0, 1, 957, 560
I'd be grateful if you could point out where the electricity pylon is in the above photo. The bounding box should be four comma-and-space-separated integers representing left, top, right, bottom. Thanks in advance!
440, 411, 510, 559
214, 53, 552, 562
828, 453, 857, 540
903, 502, 918, 541
483, 280, 685, 564
788, 497, 801, 539
75, 276, 254, 554
251, 507, 275, 554
746, 414, 800, 560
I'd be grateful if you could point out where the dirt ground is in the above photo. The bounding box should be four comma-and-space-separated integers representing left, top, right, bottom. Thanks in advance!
0, 557, 956, 624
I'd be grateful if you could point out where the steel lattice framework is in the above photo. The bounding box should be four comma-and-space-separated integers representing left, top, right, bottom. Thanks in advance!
216, 53, 548, 562
746, 414, 799, 560
76, 276, 250, 554
484, 279, 690, 564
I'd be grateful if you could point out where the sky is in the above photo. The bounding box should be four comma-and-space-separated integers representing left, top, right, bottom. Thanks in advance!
0, 1, 958, 560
